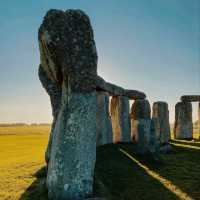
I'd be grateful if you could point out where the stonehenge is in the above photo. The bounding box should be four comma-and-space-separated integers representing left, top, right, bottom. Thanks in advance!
39, 9, 98, 199
38, 8, 198, 200
130, 99, 151, 142
174, 95, 200, 139
96, 92, 112, 146
110, 96, 131, 143
38, 9, 148, 200
152, 102, 170, 144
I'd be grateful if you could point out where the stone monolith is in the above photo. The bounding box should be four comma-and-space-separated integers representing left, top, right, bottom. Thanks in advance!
38, 9, 97, 200
174, 101, 193, 139
96, 92, 113, 146
152, 101, 170, 144
38, 65, 62, 164
110, 96, 131, 143
130, 99, 151, 142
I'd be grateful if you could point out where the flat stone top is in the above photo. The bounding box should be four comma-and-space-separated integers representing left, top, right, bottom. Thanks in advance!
180, 95, 200, 102
96, 76, 146, 100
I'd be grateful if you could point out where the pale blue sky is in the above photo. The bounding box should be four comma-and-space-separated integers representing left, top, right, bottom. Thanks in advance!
0, 0, 199, 123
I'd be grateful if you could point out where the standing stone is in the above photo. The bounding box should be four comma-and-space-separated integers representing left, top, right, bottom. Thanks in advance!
152, 101, 170, 144
174, 101, 193, 139
96, 92, 113, 146
39, 9, 97, 200
199, 102, 200, 139
130, 99, 151, 142
38, 65, 62, 164
110, 96, 131, 143
136, 119, 151, 154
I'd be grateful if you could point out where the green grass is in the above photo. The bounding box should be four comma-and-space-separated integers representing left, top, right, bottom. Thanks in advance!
0, 126, 200, 200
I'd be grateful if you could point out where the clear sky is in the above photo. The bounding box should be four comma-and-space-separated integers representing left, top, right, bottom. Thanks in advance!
0, 0, 199, 123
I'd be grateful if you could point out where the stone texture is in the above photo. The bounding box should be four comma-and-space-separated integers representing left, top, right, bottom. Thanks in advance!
130, 99, 151, 142
96, 76, 146, 100
110, 96, 131, 143
181, 95, 200, 102
96, 92, 113, 146
199, 102, 200, 139
152, 101, 170, 145
174, 102, 193, 139
38, 65, 62, 164
39, 9, 97, 200
137, 119, 158, 154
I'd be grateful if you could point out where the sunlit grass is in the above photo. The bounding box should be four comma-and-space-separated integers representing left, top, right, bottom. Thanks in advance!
0, 126, 200, 200
0, 126, 49, 200
119, 148, 193, 200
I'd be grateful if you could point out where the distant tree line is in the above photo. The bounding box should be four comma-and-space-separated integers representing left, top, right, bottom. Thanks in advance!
0, 123, 51, 127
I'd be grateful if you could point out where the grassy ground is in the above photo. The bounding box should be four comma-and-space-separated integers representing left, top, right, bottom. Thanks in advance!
0, 126, 200, 200
0, 126, 49, 200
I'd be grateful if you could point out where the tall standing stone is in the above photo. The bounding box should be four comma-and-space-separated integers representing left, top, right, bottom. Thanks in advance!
38, 9, 97, 200
38, 65, 62, 164
130, 99, 151, 142
96, 92, 113, 146
174, 101, 193, 139
152, 101, 170, 144
110, 96, 131, 143
198, 102, 200, 139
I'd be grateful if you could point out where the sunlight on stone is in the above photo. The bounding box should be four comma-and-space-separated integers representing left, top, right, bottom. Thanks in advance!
170, 142, 200, 150
119, 148, 194, 200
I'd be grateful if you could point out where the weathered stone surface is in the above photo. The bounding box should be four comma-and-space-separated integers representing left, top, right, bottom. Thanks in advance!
96, 92, 112, 146
47, 91, 96, 200
133, 116, 159, 154
39, 9, 97, 92
152, 101, 170, 144
110, 96, 131, 143
130, 99, 151, 142
39, 9, 97, 200
181, 95, 200, 102
38, 65, 62, 163
198, 102, 200, 139
96, 76, 146, 100
174, 102, 193, 139
137, 119, 156, 154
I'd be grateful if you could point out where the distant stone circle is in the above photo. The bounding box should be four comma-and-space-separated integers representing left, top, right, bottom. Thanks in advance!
38, 9, 199, 200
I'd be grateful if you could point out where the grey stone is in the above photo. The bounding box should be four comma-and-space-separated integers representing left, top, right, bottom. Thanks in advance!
136, 119, 151, 154
110, 96, 131, 143
38, 65, 62, 163
136, 119, 158, 154
198, 102, 200, 139
130, 99, 151, 142
159, 144, 172, 153
96, 92, 113, 146
174, 102, 193, 139
181, 95, 200, 102
39, 9, 97, 200
152, 101, 170, 145
96, 76, 146, 100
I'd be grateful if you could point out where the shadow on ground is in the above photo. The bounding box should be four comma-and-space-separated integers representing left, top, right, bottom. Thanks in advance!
19, 167, 48, 200
19, 141, 200, 200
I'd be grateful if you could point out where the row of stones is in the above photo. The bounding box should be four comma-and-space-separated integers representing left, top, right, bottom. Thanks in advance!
174, 99, 200, 139
97, 92, 170, 154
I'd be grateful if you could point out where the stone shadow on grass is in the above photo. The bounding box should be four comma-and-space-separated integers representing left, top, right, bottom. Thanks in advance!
172, 139, 200, 148
125, 143, 200, 200
20, 143, 198, 200
19, 166, 48, 200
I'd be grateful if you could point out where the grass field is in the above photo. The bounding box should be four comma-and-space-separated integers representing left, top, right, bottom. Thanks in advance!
0, 126, 200, 200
